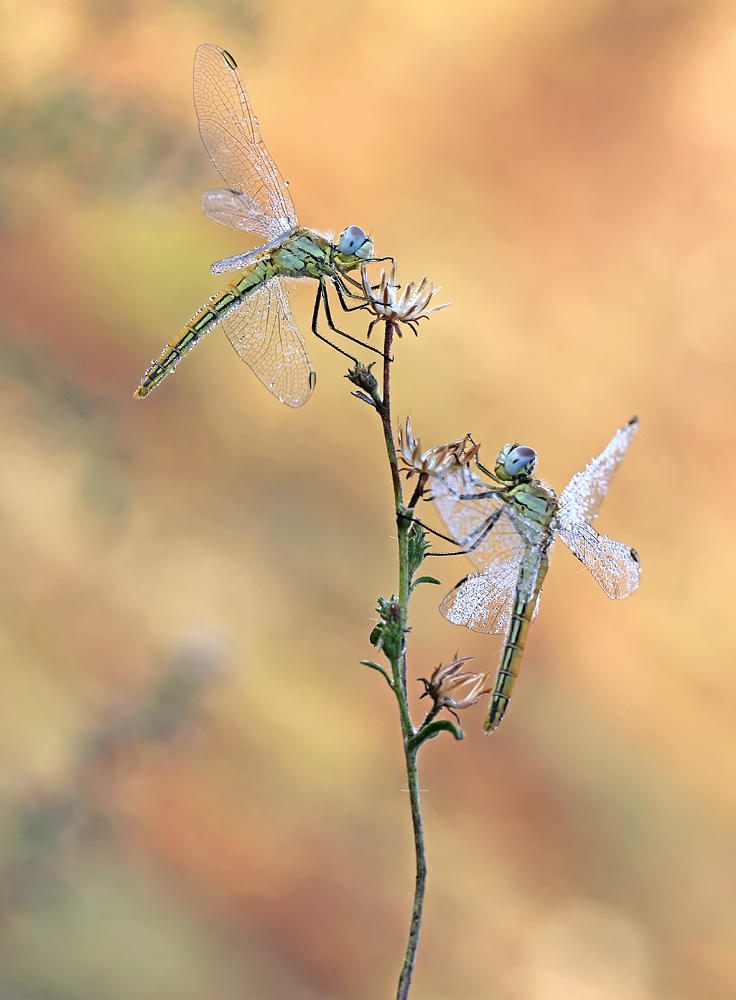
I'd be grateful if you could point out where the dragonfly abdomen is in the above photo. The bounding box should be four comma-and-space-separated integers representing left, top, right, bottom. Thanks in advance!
484, 551, 550, 733
134, 258, 276, 398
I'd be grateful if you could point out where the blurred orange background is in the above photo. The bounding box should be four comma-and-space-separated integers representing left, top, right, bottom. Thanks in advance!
2, 2, 735, 998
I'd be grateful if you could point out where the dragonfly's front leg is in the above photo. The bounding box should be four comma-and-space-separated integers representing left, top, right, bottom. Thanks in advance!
410, 509, 504, 557
331, 274, 371, 311
464, 435, 500, 481
339, 255, 397, 294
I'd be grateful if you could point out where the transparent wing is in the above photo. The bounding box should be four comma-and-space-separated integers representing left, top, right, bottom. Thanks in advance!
440, 558, 542, 634
432, 465, 536, 633
431, 465, 527, 572
194, 44, 297, 237
558, 416, 638, 526
557, 520, 640, 599
556, 416, 640, 598
221, 278, 315, 408
201, 188, 274, 233
209, 232, 297, 275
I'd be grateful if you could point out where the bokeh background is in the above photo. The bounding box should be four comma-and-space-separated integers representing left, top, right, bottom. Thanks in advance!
2, 1, 735, 997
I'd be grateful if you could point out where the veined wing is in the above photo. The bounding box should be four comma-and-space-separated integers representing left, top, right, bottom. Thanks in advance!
210, 230, 298, 275
556, 416, 640, 598
431, 465, 517, 570
432, 466, 539, 633
194, 44, 297, 238
221, 278, 316, 408
556, 519, 640, 599
558, 416, 638, 526
440, 554, 543, 634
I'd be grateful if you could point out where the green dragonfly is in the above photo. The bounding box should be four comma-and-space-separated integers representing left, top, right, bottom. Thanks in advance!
430, 417, 641, 732
136, 43, 385, 405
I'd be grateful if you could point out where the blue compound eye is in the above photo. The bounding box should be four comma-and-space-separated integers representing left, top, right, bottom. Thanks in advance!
338, 225, 367, 254
504, 445, 536, 477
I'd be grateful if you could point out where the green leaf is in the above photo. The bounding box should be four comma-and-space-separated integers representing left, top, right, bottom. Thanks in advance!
360, 660, 393, 687
408, 719, 465, 753
410, 575, 441, 592
407, 520, 429, 578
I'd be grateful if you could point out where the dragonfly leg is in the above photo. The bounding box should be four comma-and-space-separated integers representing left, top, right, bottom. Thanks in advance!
465, 434, 502, 481
331, 274, 372, 311
410, 510, 503, 557
433, 482, 500, 502
319, 278, 385, 358
310, 282, 359, 363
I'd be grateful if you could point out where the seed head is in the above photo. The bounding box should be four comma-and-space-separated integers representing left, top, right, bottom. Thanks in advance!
361, 262, 449, 338
419, 655, 493, 711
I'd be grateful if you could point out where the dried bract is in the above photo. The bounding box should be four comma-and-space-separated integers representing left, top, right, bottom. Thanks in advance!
419, 655, 493, 711
398, 417, 479, 480
361, 262, 449, 338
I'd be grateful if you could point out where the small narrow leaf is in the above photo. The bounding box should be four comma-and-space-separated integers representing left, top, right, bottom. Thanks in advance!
411, 575, 441, 592
350, 390, 378, 409
408, 719, 464, 753
360, 660, 393, 687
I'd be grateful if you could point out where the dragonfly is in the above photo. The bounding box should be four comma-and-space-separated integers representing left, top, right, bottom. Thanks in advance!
135, 43, 387, 405
429, 417, 641, 732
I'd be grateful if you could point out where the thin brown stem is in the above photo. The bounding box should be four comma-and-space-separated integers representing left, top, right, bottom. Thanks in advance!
379, 322, 402, 510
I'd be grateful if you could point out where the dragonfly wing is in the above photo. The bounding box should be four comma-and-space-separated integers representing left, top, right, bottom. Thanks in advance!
558, 416, 638, 526
209, 232, 297, 275
221, 277, 316, 408
201, 187, 278, 233
440, 551, 543, 634
431, 466, 526, 572
557, 519, 640, 599
194, 44, 297, 238
440, 560, 520, 634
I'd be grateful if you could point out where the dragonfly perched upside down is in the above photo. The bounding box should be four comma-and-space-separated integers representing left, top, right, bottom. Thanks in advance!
429, 417, 641, 732
135, 43, 388, 405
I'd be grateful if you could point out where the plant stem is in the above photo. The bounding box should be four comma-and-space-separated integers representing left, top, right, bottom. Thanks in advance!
379, 324, 403, 512
373, 321, 427, 1000
396, 746, 426, 1000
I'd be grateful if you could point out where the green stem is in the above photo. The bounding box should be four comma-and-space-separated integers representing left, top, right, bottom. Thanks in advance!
372, 320, 427, 1000
396, 747, 425, 1000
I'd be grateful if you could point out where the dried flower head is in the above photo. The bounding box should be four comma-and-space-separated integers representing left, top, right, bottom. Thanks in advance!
419, 655, 493, 711
398, 417, 479, 480
361, 262, 449, 338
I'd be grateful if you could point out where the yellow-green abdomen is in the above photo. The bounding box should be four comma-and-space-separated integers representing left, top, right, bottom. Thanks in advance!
135, 257, 275, 398
484, 552, 550, 733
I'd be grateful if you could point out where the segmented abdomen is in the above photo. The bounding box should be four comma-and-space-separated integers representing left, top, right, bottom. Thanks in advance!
484, 551, 550, 733
134, 261, 271, 398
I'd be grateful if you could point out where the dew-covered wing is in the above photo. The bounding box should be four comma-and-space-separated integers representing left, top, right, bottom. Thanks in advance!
557, 519, 640, 599
556, 416, 640, 597
209, 231, 297, 275
432, 465, 536, 633
558, 416, 638, 526
194, 44, 297, 238
440, 554, 542, 634
431, 465, 526, 571
221, 277, 315, 408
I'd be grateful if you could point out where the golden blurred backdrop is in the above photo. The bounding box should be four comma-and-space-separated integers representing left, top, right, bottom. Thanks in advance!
1, 1, 735, 998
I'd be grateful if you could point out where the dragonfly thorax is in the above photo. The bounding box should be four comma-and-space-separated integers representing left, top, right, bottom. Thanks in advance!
495, 444, 537, 483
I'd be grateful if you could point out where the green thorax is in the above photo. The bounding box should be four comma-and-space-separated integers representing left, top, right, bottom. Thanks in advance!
269, 227, 368, 279
506, 479, 558, 535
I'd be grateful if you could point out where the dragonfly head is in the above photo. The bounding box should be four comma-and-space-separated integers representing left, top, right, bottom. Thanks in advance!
495, 444, 537, 483
335, 225, 374, 268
